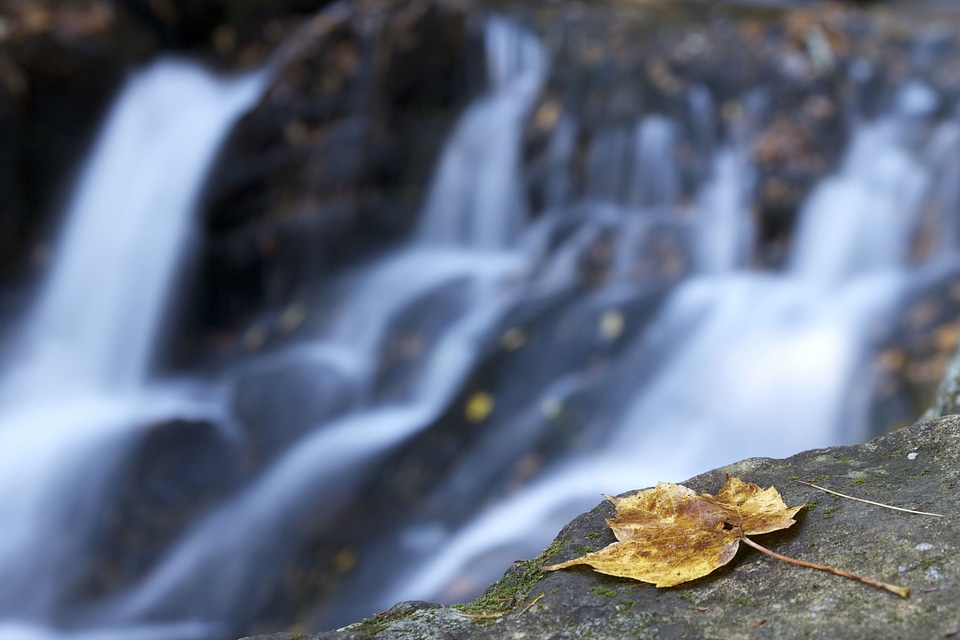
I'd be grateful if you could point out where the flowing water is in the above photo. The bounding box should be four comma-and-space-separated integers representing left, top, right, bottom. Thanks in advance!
0, 12, 959, 640
0, 60, 267, 639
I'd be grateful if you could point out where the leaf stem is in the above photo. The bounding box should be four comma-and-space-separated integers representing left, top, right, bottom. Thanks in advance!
740, 535, 910, 598
798, 481, 944, 517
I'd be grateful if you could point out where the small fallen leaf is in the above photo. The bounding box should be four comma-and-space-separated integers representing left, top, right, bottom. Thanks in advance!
543, 474, 800, 587
544, 474, 909, 598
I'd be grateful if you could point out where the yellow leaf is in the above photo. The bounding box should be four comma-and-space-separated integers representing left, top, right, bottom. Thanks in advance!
465, 392, 494, 423
543, 474, 802, 587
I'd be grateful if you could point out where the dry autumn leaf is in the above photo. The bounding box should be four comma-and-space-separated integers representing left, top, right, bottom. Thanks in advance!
543, 474, 800, 587
543, 474, 909, 597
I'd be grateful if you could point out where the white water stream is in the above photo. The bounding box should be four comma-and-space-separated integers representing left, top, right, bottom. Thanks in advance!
0, 60, 267, 639
0, 14, 957, 640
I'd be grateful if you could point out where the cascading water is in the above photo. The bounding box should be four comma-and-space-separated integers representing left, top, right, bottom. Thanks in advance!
2, 8, 960, 640
0, 60, 266, 639
378, 80, 959, 617
418, 15, 546, 249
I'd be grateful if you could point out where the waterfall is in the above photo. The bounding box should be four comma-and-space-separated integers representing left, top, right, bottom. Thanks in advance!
418, 16, 547, 250
383, 88, 956, 614
3, 60, 267, 397
0, 59, 265, 638
1, 9, 959, 640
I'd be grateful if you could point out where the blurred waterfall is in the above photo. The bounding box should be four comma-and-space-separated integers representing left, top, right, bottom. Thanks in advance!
4, 61, 267, 396
0, 60, 266, 639
418, 16, 547, 249
382, 81, 958, 612
0, 9, 959, 640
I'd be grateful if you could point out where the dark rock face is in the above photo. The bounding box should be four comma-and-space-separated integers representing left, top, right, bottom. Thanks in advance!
0, 2, 157, 288
0, 0, 331, 291
71, 418, 244, 602
230, 352, 359, 468
198, 0, 482, 329
241, 413, 960, 639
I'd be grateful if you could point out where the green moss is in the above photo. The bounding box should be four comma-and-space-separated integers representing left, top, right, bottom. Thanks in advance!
592, 587, 618, 598
575, 544, 594, 555
821, 506, 841, 519
735, 596, 752, 606
586, 531, 602, 540
679, 592, 694, 602
809, 475, 831, 483
454, 539, 567, 616
342, 605, 433, 636
853, 477, 868, 484
921, 468, 932, 476
806, 500, 818, 511
620, 599, 635, 608
788, 475, 799, 481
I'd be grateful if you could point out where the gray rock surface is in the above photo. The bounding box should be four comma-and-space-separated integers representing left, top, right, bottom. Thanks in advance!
243, 413, 960, 639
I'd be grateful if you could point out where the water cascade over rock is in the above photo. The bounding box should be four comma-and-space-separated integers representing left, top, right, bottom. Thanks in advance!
1, 2, 960, 639
0, 59, 267, 639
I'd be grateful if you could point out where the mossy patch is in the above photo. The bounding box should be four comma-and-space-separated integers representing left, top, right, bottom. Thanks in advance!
454, 538, 568, 617
341, 602, 439, 636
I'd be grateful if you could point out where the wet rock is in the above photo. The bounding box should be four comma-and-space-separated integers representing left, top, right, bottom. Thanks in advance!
371, 278, 473, 404
242, 412, 960, 639
0, 1, 158, 287
230, 351, 359, 468
870, 266, 960, 434
72, 418, 243, 601
198, 0, 482, 330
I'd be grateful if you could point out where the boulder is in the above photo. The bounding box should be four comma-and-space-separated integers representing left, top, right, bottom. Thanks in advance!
241, 411, 960, 639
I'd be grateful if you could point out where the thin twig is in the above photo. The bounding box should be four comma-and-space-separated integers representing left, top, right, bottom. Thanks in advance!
740, 535, 909, 598
520, 593, 545, 615
798, 481, 944, 518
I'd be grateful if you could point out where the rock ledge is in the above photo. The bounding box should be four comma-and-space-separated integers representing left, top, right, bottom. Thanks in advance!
244, 413, 960, 639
